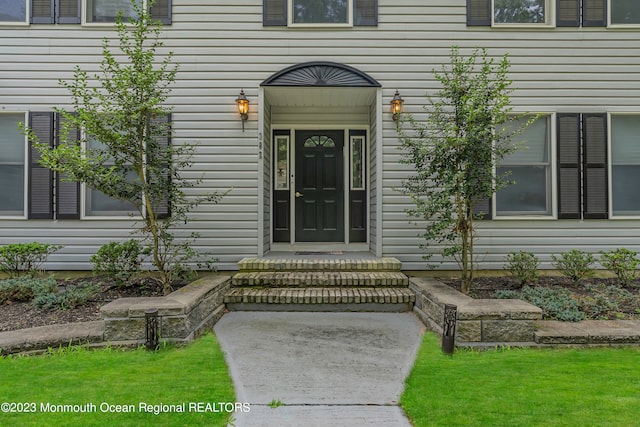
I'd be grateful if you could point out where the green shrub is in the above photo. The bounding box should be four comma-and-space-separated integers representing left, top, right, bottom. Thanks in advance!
0, 278, 35, 303
493, 289, 519, 299
599, 248, 639, 287
0, 243, 62, 278
551, 250, 595, 285
33, 281, 98, 310
520, 286, 585, 322
504, 251, 539, 285
91, 240, 149, 286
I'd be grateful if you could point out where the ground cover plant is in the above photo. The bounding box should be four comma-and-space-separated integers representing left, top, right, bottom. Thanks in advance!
0, 334, 235, 427
401, 333, 640, 427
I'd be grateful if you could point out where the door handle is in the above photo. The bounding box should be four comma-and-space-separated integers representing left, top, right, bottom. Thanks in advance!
295, 191, 303, 198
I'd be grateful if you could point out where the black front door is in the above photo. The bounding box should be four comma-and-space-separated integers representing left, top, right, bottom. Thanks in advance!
295, 130, 344, 242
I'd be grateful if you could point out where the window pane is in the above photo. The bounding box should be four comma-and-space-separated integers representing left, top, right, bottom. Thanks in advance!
611, 0, 640, 25
612, 165, 640, 215
494, 0, 546, 24
90, 0, 141, 22
502, 116, 549, 164
0, 114, 25, 215
0, 0, 26, 22
351, 136, 364, 190
86, 188, 138, 216
0, 114, 25, 163
496, 166, 550, 215
611, 115, 640, 164
293, 0, 348, 24
0, 166, 24, 214
275, 136, 289, 190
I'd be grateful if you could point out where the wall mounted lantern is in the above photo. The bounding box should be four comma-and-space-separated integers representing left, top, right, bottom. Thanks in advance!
236, 89, 249, 132
391, 90, 404, 122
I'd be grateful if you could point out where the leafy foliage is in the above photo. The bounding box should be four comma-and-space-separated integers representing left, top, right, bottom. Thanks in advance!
24, 0, 224, 294
551, 250, 596, 285
504, 251, 539, 285
599, 248, 639, 287
0, 278, 37, 303
397, 46, 534, 293
0, 243, 63, 278
519, 286, 585, 322
91, 240, 150, 286
32, 281, 98, 311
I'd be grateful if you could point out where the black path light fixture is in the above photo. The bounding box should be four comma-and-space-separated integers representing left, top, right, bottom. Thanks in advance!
391, 89, 404, 122
145, 308, 160, 351
236, 89, 249, 132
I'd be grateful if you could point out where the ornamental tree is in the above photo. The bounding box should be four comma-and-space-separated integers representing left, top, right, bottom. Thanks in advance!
25, 0, 224, 294
398, 47, 535, 293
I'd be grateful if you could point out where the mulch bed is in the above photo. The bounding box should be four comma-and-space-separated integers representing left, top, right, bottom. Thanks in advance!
0, 277, 168, 333
441, 276, 640, 320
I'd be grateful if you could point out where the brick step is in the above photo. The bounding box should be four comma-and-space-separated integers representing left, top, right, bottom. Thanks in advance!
224, 287, 416, 305
237, 257, 402, 272
231, 271, 409, 287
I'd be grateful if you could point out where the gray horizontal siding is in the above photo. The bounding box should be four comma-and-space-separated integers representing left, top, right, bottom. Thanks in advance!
1, 0, 639, 270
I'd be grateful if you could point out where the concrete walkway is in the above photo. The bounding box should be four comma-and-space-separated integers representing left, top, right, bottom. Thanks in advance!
213, 312, 425, 427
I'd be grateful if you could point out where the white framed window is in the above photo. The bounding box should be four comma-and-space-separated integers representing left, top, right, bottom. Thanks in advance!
0, 0, 28, 24
609, 0, 640, 26
289, 0, 352, 26
83, 135, 139, 218
496, 115, 554, 217
85, 0, 140, 23
493, 0, 552, 26
610, 114, 640, 217
0, 113, 27, 217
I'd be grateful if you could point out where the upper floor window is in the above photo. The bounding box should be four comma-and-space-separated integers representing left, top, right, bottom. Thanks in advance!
493, 0, 549, 25
264, 0, 377, 27
610, 0, 640, 26
0, 0, 27, 23
84, 0, 171, 24
291, 0, 350, 25
0, 113, 26, 217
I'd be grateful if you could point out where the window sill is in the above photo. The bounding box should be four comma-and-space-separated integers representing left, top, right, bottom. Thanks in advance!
493, 215, 556, 220
491, 23, 555, 29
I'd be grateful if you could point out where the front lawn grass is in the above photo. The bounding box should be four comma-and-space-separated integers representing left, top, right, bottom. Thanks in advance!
0, 334, 234, 426
402, 333, 640, 426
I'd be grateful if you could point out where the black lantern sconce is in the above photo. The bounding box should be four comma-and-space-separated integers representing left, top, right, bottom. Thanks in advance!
391, 90, 404, 122
236, 89, 249, 132
145, 308, 160, 351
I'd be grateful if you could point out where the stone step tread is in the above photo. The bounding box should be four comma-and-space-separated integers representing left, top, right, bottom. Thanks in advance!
224, 287, 416, 304
237, 257, 402, 272
231, 271, 409, 287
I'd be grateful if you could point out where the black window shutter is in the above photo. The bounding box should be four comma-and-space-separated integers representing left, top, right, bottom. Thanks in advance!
557, 114, 582, 219
582, 114, 608, 219
31, 0, 55, 24
354, 0, 377, 26
557, 0, 580, 27
151, 114, 171, 219
472, 197, 492, 220
264, 0, 287, 26
583, 0, 607, 27
57, 0, 81, 24
150, 0, 172, 24
28, 113, 55, 219
56, 113, 81, 220
467, 0, 491, 26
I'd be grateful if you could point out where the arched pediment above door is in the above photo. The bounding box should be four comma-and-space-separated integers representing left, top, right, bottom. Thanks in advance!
261, 61, 381, 87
